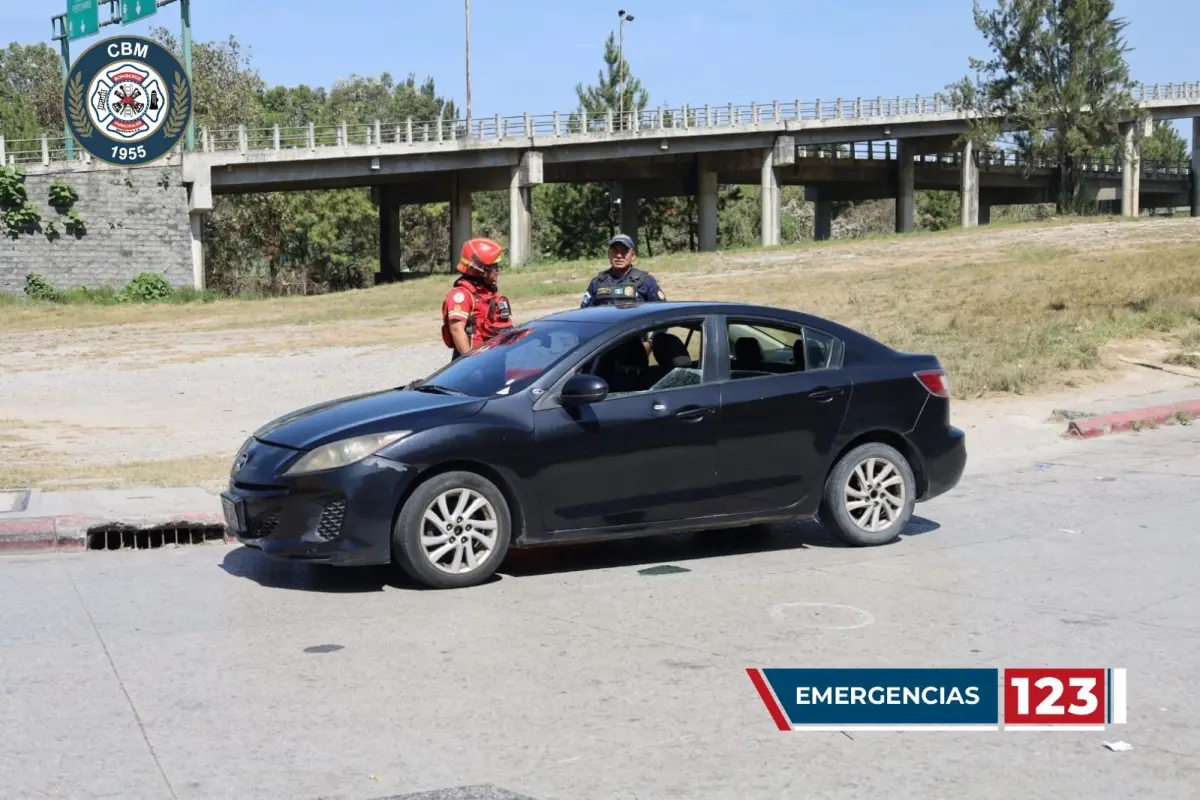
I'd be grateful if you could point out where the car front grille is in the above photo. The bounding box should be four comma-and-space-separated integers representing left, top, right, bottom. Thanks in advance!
246, 511, 281, 539
315, 498, 347, 541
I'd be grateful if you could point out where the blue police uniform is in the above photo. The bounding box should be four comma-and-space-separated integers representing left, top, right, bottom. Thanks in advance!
580, 235, 666, 308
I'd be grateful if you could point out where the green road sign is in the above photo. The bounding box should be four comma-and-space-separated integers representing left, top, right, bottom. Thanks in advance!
66, 0, 99, 41
121, 0, 158, 25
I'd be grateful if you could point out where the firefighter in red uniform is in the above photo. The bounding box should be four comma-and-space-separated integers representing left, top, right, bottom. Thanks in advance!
441, 237, 514, 361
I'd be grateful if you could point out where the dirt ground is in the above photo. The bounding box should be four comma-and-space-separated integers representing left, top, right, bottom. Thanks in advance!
2, 216, 1199, 492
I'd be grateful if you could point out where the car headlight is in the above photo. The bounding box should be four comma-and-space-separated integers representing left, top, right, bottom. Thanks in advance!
283, 431, 412, 476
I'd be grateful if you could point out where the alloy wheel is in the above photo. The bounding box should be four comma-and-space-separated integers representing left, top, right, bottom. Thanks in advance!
843, 456, 906, 533
420, 488, 499, 574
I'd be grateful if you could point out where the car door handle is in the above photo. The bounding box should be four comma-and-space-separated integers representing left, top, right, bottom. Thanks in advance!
675, 405, 714, 421
808, 387, 844, 403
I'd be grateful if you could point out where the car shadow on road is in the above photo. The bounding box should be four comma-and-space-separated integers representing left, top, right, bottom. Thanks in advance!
496, 515, 942, 580
218, 515, 940, 591
219, 546, 396, 593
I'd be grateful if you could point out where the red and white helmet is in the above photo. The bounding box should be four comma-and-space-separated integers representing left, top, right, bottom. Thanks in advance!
457, 237, 504, 286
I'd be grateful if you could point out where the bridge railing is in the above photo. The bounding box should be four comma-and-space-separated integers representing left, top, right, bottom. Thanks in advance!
797, 141, 1192, 175
1, 81, 1197, 166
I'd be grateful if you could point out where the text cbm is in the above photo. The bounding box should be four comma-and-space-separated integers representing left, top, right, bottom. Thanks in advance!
107, 42, 149, 59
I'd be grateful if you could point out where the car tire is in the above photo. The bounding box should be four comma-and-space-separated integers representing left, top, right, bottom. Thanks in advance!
392, 470, 512, 590
818, 442, 916, 547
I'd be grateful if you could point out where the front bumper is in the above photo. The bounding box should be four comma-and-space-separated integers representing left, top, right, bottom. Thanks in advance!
219, 438, 417, 566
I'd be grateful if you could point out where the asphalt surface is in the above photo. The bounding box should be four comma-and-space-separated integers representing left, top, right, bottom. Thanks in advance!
2, 424, 1198, 799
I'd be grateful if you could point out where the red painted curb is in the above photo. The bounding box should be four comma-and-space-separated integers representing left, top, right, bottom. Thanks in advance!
0, 511, 233, 554
1066, 399, 1200, 439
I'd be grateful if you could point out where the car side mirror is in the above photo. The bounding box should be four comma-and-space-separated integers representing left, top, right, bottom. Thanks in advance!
560, 373, 609, 406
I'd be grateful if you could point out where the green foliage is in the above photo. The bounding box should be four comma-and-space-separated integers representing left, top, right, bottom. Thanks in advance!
24, 272, 62, 301
120, 272, 174, 302
576, 32, 649, 130
1140, 121, 1189, 164
47, 179, 77, 207
0, 165, 41, 237
0, 42, 64, 140
917, 191, 960, 231
949, 0, 1138, 212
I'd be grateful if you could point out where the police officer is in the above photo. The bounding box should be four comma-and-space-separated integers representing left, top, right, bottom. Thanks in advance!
441, 237, 514, 361
580, 233, 666, 308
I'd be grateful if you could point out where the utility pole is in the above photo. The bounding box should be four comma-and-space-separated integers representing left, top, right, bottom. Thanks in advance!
182, 0, 194, 150
465, 0, 472, 135
53, 17, 74, 161
617, 10, 633, 129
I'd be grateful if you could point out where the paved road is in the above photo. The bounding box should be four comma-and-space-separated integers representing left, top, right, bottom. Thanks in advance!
2, 424, 1198, 799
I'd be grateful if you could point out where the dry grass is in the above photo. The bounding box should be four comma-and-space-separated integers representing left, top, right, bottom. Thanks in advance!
0, 449, 231, 493
4, 216, 1200, 399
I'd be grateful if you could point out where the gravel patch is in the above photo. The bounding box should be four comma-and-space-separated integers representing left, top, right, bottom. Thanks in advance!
1, 342, 451, 465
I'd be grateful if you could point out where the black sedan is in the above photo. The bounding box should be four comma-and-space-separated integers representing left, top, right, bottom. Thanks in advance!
220, 300, 966, 589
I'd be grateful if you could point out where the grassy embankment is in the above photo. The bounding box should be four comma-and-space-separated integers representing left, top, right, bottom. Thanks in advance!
3, 214, 1199, 398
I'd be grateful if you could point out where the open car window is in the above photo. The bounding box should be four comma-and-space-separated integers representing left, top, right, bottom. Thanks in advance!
726, 320, 840, 379
416, 321, 607, 398
576, 319, 707, 399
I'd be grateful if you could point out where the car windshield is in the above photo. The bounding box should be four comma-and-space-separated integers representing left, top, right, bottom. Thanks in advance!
412, 320, 607, 398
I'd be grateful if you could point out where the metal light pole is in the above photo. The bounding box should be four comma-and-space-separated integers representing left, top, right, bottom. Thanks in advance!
617, 10, 633, 130
53, 17, 74, 161
465, 0, 472, 135
182, 0, 194, 150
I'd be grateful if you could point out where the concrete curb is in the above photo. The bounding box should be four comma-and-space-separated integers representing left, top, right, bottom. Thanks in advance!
0, 511, 231, 555
1066, 398, 1200, 439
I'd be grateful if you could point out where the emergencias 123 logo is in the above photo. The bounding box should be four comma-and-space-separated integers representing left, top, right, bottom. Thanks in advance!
63, 35, 193, 167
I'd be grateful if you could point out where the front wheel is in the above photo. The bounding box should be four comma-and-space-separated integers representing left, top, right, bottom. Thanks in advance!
818, 442, 916, 546
392, 471, 512, 589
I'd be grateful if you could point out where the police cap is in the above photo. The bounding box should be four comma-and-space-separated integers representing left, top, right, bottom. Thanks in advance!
607, 234, 636, 252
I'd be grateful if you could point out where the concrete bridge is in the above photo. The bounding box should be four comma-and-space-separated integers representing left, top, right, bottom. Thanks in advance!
5, 81, 1200, 290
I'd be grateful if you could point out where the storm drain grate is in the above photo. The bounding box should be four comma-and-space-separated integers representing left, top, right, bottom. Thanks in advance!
86, 522, 229, 551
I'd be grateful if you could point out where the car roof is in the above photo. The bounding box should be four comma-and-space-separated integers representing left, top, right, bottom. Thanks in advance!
537, 300, 770, 323
531, 301, 896, 355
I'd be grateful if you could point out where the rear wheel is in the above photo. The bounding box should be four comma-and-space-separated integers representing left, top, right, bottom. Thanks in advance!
818, 442, 915, 546
392, 471, 512, 589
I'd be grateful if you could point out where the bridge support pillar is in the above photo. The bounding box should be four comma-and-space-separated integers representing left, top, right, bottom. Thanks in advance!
813, 191, 832, 241
377, 187, 402, 284
761, 135, 794, 247
979, 201, 991, 225
184, 164, 213, 292
1121, 122, 1141, 217
1191, 117, 1200, 217
450, 177, 473, 267
510, 151, 543, 266
895, 139, 915, 233
697, 157, 718, 251
959, 139, 979, 227
613, 182, 640, 247
189, 214, 205, 292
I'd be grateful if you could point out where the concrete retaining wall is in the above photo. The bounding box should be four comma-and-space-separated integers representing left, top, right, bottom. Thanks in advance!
0, 163, 191, 295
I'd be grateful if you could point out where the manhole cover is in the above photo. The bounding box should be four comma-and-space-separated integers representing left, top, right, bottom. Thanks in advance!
638, 564, 691, 576
768, 602, 875, 630
0, 490, 31, 514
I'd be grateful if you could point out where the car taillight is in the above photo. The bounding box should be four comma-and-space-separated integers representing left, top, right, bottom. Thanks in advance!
915, 369, 950, 398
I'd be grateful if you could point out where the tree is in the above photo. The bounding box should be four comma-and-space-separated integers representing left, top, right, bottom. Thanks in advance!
575, 32, 648, 131
0, 43, 65, 143
1140, 121, 1188, 164
949, 0, 1139, 212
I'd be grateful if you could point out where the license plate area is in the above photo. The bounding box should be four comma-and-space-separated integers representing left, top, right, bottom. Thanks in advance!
221, 494, 246, 535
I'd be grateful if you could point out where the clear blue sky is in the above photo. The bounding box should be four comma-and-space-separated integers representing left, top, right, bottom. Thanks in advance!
6, 0, 1197, 131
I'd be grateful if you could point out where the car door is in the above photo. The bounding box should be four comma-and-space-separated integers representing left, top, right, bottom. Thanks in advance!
531, 317, 723, 535
715, 318, 852, 516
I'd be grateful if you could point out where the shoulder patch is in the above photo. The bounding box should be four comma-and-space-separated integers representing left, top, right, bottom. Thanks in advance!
452, 291, 467, 304
657, 289, 666, 300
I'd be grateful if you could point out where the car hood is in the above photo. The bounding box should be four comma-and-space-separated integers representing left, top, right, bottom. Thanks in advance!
252, 388, 486, 451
